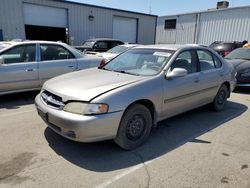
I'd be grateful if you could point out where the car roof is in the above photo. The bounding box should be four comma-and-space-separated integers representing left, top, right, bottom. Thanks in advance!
86, 38, 123, 42
134, 44, 207, 51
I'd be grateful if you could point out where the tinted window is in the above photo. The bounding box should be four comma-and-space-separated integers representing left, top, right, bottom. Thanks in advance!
94, 42, 108, 49
0, 44, 36, 64
170, 51, 197, 74
40, 44, 74, 61
225, 48, 250, 60
197, 50, 216, 71
109, 41, 123, 49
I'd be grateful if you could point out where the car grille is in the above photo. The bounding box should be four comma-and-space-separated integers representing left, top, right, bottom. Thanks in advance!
41, 90, 64, 109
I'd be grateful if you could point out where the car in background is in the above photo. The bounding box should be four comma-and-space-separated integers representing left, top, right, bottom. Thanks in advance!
74, 38, 124, 53
209, 41, 243, 57
99, 44, 139, 67
225, 48, 250, 87
35, 44, 235, 150
0, 41, 102, 95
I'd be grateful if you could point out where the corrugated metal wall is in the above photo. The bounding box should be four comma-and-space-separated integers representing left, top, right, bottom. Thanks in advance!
156, 14, 196, 44
156, 6, 250, 45
197, 7, 250, 44
0, 0, 157, 45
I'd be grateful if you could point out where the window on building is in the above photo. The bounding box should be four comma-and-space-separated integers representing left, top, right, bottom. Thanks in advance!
164, 19, 176, 29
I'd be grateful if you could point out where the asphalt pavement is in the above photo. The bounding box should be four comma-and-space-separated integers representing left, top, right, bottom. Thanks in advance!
0, 89, 250, 188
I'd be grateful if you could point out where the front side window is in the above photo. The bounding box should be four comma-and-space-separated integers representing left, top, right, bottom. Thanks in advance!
40, 44, 74, 61
197, 50, 216, 71
103, 49, 174, 76
170, 50, 197, 74
0, 44, 36, 64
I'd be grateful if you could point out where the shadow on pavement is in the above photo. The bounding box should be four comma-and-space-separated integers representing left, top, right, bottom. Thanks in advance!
44, 101, 247, 172
234, 87, 250, 95
0, 91, 39, 109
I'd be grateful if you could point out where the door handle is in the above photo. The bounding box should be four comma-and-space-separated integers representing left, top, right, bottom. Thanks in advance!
68, 65, 75, 68
25, 68, 35, 72
194, 79, 200, 83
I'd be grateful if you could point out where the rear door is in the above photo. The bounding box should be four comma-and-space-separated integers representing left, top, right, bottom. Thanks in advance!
0, 44, 39, 93
196, 50, 223, 103
38, 43, 77, 86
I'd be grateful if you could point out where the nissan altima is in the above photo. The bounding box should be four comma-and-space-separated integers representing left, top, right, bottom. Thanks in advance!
35, 44, 236, 150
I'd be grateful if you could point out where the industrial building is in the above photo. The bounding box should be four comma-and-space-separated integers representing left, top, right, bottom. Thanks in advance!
156, 2, 250, 45
0, 0, 157, 45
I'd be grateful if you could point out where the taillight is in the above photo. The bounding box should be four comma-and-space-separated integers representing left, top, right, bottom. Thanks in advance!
224, 51, 230, 57
99, 59, 107, 68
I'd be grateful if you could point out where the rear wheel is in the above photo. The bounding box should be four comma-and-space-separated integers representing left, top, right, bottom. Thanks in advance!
114, 104, 152, 150
212, 84, 229, 111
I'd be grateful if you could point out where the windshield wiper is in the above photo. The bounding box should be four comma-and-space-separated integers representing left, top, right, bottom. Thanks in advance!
113, 70, 139, 76
98, 67, 112, 71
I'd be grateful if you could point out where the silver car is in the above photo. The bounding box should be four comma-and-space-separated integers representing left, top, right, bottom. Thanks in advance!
35, 44, 236, 150
0, 41, 101, 95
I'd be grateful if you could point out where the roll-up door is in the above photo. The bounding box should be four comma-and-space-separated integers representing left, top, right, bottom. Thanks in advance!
23, 3, 67, 28
113, 16, 137, 43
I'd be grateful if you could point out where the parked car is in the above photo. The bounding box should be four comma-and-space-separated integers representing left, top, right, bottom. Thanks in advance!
74, 38, 124, 53
225, 48, 250, 87
0, 41, 102, 95
35, 44, 236, 150
209, 41, 243, 57
99, 44, 139, 67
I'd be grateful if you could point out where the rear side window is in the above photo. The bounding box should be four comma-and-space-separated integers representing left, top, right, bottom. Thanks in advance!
40, 44, 74, 61
0, 44, 36, 64
213, 54, 222, 68
197, 50, 217, 71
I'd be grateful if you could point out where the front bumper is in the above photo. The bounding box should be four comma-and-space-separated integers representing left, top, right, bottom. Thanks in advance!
35, 94, 124, 142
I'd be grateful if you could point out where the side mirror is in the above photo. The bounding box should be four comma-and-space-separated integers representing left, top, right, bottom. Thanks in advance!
166, 68, 187, 80
0, 56, 4, 65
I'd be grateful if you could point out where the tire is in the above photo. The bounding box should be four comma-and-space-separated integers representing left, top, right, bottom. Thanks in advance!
114, 104, 152, 150
212, 84, 229, 112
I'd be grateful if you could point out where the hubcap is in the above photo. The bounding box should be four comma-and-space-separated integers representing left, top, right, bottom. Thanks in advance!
126, 115, 145, 141
217, 90, 226, 105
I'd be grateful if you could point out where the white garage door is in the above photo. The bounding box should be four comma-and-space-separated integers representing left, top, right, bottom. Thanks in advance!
113, 16, 137, 43
23, 3, 68, 28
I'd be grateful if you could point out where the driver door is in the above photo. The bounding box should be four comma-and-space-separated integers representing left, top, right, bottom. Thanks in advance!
161, 50, 202, 119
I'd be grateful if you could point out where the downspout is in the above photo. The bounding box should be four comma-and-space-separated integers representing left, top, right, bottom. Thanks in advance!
194, 13, 200, 44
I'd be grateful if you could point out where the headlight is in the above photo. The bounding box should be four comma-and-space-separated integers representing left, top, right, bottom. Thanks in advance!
63, 102, 108, 115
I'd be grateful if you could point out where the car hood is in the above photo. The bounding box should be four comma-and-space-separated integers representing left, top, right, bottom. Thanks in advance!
43, 68, 145, 102
226, 59, 250, 70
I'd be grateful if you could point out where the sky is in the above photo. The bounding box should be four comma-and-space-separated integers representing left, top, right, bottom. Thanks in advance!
70, 0, 250, 16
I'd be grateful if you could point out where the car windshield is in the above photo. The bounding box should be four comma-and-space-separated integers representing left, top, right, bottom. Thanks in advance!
102, 48, 174, 76
82, 41, 95, 47
107, 45, 130, 54
225, 48, 250, 60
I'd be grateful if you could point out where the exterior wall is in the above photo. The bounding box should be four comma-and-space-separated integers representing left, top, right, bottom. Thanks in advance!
156, 6, 250, 45
0, 0, 157, 45
197, 7, 250, 44
156, 15, 197, 44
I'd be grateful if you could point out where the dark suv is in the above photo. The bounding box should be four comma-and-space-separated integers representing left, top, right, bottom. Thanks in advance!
209, 41, 243, 57
74, 38, 124, 53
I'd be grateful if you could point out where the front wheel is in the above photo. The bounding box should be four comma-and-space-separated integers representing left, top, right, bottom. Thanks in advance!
212, 84, 229, 111
114, 104, 152, 150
